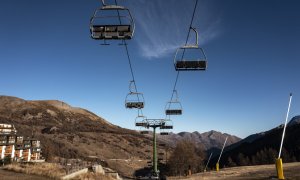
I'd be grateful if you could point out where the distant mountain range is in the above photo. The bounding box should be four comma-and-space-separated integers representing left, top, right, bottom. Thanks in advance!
209, 116, 300, 168
158, 130, 241, 150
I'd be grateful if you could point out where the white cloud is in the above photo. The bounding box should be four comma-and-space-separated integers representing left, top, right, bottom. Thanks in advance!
127, 0, 221, 59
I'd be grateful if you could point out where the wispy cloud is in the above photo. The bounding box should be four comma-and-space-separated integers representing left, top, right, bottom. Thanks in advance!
127, 0, 221, 59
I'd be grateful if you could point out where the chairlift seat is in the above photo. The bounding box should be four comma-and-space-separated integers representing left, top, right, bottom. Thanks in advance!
91, 25, 132, 40
165, 109, 182, 115
140, 131, 149, 135
161, 125, 173, 129
160, 132, 169, 135
175, 60, 207, 71
126, 102, 144, 109
136, 122, 147, 127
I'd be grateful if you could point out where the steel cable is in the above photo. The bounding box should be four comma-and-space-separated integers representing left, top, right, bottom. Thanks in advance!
166, 0, 199, 115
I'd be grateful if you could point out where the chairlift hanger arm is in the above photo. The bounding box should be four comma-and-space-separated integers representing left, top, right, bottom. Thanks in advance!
190, 27, 198, 46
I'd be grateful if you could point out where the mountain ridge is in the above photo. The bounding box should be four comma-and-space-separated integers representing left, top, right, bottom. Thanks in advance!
159, 130, 241, 150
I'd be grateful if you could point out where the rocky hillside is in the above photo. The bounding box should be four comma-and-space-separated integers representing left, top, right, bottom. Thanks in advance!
0, 96, 158, 177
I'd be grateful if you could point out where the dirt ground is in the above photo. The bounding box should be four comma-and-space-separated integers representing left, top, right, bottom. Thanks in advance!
168, 162, 300, 180
0, 169, 51, 180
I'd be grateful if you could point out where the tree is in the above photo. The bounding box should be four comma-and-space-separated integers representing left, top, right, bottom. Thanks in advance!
227, 156, 236, 167
266, 148, 277, 164
167, 140, 204, 176
236, 153, 249, 166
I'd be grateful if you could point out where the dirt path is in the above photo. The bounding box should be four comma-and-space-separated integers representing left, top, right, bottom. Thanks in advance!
168, 162, 300, 180
0, 169, 51, 180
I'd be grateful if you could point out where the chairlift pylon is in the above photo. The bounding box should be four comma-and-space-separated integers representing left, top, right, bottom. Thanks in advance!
90, 0, 135, 41
165, 90, 182, 115
125, 81, 145, 109
174, 27, 207, 71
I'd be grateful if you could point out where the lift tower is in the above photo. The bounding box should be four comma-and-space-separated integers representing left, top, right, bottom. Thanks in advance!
136, 118, 173, 177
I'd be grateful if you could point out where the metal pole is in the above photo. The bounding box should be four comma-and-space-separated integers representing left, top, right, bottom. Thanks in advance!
153, 127, 158, 175
278, 93, 292, 159
217, 137, 228, 164
204, 152, 213, 172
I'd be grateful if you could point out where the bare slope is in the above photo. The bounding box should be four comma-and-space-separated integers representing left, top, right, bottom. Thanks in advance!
0, 95, 159, 177
168, 162, 300, 180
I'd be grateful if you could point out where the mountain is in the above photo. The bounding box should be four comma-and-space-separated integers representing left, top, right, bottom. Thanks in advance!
288, 115, 300, 126
0, 95, 160, 177
158, 130, 241, 150
209, 117, 300, 168
0, 95, 242, 177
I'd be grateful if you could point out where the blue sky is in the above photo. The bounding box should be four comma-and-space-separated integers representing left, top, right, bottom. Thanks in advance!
0, 0, 300, 138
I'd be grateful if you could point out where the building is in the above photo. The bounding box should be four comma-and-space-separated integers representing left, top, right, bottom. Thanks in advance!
0, 123, 42, 162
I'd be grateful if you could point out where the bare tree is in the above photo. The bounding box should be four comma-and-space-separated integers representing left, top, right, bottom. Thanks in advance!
167, 140, 205, 176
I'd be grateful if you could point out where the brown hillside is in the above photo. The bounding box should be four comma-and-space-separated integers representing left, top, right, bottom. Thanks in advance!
0, 95, 163, 177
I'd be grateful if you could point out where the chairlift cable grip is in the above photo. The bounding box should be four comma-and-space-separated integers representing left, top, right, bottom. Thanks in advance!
101, 0, 106, 6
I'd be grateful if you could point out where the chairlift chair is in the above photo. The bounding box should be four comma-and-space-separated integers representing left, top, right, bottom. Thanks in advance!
174, 27, 207, 71
165, 90, 183, 115
158, 143, 166, 147
125, 81, 145, 109
158, 153, 164, 156
161, 125, 173, 129
140, 131, 149, 135
160, 132, 169, 136
90, 0, 135, 40
160, 119, 173, 130
135, 115, 148, 127
125, 92, 145, 109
